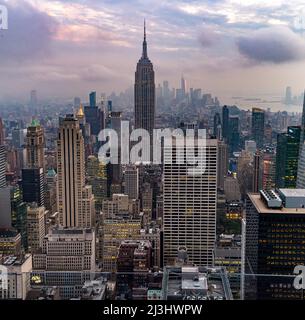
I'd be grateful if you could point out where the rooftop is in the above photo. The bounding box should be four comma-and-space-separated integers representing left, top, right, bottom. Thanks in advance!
248, 193, 305, 214
2, 254, 31, 266
278, 188, 305, 198
163, 266, 233, 300
0, 228, 20, 238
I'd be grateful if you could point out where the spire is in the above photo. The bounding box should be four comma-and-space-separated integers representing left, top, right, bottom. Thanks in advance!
142, 19, 148, 59
76, 103, 84, 118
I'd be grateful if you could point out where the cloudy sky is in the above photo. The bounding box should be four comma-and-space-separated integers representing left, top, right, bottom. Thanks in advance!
1, 0, 305, 102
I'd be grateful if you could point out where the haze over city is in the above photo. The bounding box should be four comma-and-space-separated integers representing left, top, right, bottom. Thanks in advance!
1, 0, 305, 105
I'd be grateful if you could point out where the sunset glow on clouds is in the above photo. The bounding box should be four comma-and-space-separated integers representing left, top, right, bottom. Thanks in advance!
1, 0, 305, 101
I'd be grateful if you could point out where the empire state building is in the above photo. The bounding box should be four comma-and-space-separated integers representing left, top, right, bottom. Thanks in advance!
134, 21, 155, 139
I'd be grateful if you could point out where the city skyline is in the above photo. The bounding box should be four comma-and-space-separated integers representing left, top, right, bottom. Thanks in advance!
2, 0, 305, 304
1, 0, 305, 102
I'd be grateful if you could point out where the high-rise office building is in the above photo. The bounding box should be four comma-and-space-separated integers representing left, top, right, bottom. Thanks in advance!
180, 75, 187, 98
0, 117, 4, 145
163, 139, 218, 266
22, 167, 45, 206
141, 182, 153, 225
21, 168, 44, 206
228, 115, 239, 154
285, 86, 292, 105
299, 90, 305, 145
22, 118, 45, 207
74, 97, 81, 108
56, 115, 95, 228
262, 151, 276, 190
222, 105, 229, 142
89, 91, 96, 108
213, 112, 221, 139
87, 155, 107, 212
27, 203, 46, 253
252, 151, 263, 193
134, 21, 155, 141
296, 92, 305, 187
25, 119, 45, 169
124, 166, 139, 200
0, 145, 6, 188
217, 140, 228, 190
0, 186, 11, 228
275, 126, 300, 188
297, 148, 305, 188
252, 108, 265, 149
108, 111, 123, 184
243, 189, 305, 300
11, 186, 27, 250
44, 169, 58, 216
84, 92, 104, 136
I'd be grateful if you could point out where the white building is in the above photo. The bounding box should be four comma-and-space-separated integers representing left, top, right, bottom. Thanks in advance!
163, 139, 218, 266
32, 228, 95, 299
0, 254, 32, 300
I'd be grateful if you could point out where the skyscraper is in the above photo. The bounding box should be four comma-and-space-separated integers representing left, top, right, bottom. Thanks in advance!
285, 86, 292, 105
299, 90, 305, 145
275, 126, 300, 188
296, 91, 305, 187
181, 75, 187, 98
124, 165, 139, 200
0, 117, 4, 145
252, 151, 263, 193
163, 139, 218, 266
213, 112, 221, 139
217, 140, 228, 190
22, 167, 45, 206
25, 119, 45, 169
228, 115, 239, 154
243, 190, 305, 300
134, 21, 155, 141
84, 92, 104, 136
222, 105, 229, 143
0, 144, 6, 188
87, 155, 107, 212
11, 185, 28, 250
252, 108, 265, 149
89, 91, 96, 108
27, 202, 46, 253
297, 149, 305, 188
56, 115, 95, 228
